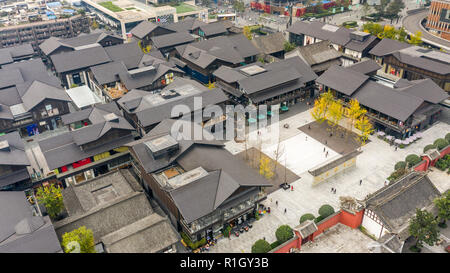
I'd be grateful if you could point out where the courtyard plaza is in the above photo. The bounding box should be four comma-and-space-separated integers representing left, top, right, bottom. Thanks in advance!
298, 223, 374, 253
209, 107, 450, 253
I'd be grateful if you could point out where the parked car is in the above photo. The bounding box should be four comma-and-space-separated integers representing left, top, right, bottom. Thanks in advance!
280, 182, 290, 190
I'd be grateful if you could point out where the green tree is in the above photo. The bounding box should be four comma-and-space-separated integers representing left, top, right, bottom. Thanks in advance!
408, 31, 423, 45
374, 0, 390, 16
233, 0, 245, 13
445, 133, 450, 143
318, 204, 335, 218
36, 184, 64, 220
275, 225, 294, 244
251, 239, 272, 253
423, 144, 437, 153
283, 41, 296, 52
434, 138, 449, 150
91, 19, 99, 30
397, 27, 408, 42
434, 192, 450, 227
362, 2, 371, 17
394, 161, 406, 170
405, 154, 421, 168
300, 213, 315, 224
61, 226, 96, 253
385, 0, 405, 18
409, 209, 440, 249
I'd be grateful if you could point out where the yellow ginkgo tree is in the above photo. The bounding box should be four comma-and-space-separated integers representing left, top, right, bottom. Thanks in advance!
347, 98, 367, 134
326, 100, 344, 135
355, 115, 374, 145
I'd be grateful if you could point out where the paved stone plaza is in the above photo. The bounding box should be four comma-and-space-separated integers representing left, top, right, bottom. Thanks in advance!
210, 108, 450, 253
262, 133, 339, 176
299, 224, 374, 253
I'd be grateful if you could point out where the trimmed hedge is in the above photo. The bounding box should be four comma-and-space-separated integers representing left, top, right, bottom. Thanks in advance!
275, 225, 294, 244
423, 144, 437, 153
405, 154, 421, 167
314, 215, 325, 223
434, 138, 449, 150
252, 239, 272, 253
300, 213, 316, 224
270, 240, 282, 249
318, 204, 335, 218
394, 161, 406, 170
445, 133, 450, 143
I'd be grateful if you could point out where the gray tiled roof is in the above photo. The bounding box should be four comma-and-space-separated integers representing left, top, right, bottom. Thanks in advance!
198, 22, 228, 37
214, 57, 317, 100
391, 47, 450, 75
316, 65, 369, 96
101, 213, 179, 253
104, 42, 144, 70
90, 61, 126, 85
353, 80, 424, 122
239, 68, 301, 94
0, 191, 61, 253
251, 32, 286, 55
151, 32, 194, 49
348, 59, 382, 75
130, 21, 166, 40
40, 103, 134, 170
364, 172, 440, 233
398, 78, 449, 104
0, 44, 34, 65
0, 131, 29, 166
21, 81, 71, 111
135, 87, 228, 127
287, 21, 377, 52
118, 63, 184, 90
368, 38, 412, 57
129, 120, 272, 223
51, 45, 111, 73
177, 34, 260, 68
317, 65, 447, 121
54, 169, 163, 247
162, 17, 207, 33
40, 32, 123, 56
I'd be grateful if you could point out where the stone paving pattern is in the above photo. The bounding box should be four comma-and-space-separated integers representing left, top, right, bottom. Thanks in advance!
210, 107, 450, 253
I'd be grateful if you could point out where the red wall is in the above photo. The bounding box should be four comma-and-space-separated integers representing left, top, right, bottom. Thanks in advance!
273, 209, 364, 253
418, 145, 450, 170
273, 236, 301, 253
312, 212, 341, 240
340, 209, 364, 229
414, 159, 429, 172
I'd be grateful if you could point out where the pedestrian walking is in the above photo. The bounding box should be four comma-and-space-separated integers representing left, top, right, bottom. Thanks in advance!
334, 189, 337, 194
305, 136, 308, 141
276, 200, 278, 206
325, 140, 327, 145
331, 187, 334, 192
395, 146, 398, 151
323, 147, 326, 152
360, 179, 362, 185
284, 208, 287, 214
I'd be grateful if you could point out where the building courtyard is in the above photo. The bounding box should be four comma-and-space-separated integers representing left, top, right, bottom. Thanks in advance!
210, 106, 450, 253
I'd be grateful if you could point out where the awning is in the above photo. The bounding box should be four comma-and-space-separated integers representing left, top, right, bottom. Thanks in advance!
257, 114, 266, 120
281, 106, 289, 111
248, 118, 257, 123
